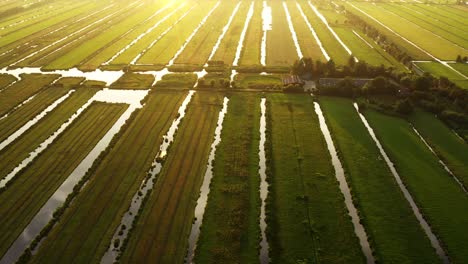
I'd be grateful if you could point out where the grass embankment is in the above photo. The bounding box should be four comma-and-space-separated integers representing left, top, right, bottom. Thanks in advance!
121, 92, 223, 263
320, 97, 439, 263
154, 73, 197, 89
174, 2, 236, 66
267, 94, 364, 263
0, 74, 59, 117
30, 91, 186, 263
410, 110, 468, 189
266, 1, 300, 66
195, 94, 261, 263
211, 2, 250, 64
365, 109, 468, 263
297, 1, 348, 65
0, 102, 127, 258
239, 1, 262, 66
137, 2, 216, 66
109, 73, 154, 89
0, 86, 70, 142
0, 87, 99, 182
347, 2, 465, 60
234, 74, 282, 90
285, 2, 326, 61
0, 74, 17, 90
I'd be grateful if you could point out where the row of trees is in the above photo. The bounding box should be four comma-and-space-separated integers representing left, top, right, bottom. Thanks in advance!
345, 12, 414, 65
291, 57, 394, 79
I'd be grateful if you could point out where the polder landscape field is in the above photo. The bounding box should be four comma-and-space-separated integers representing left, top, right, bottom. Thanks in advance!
0, 0, 467, 263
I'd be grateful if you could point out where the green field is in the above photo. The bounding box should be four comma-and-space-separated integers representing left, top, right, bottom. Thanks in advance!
0, 1, 467, 263
365, 109, 468, 263
195, 94, 261, 263
0, 74, 59, 117
121, 92, 223, 263
0, 102, 127, 258
267, 94, 364, 263
320, 97, 439, 263
410, 110, 468, 189
0, 85, 70, 142
30, 91, 186, 263
415, 62, 468, 89
0, 87, 98, 186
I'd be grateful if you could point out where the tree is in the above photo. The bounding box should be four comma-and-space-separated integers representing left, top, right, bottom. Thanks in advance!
326, 59, 336, 76
348, 55, 356, 69
395, 99, 413, 115
456, 55, 463, 63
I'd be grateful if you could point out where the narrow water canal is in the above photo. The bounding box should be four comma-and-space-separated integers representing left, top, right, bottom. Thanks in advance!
314, 101, 375, 264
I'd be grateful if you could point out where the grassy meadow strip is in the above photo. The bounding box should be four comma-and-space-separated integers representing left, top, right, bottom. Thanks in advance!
0, 0, 91, 39
0, 87, 99, 185
109, 73, 154, 90
0, 103, 127, 259
41, 2, 171, 70
0, 1, 116, 67
286, 2, 325, 62
137, 2, 217, 66
265, 1, 298, 66
384, 3, 468, 46
332, 27, 393, 67
239, 1, 262, 66
108, 5, 192, 66
194, 94, 261, 264
79, 3, 185, 70
21, 2, 147, 68
414, 4, 467, 27
320, 97, 439, 263
450, 63, 468, 77
348, 3, 465, 60
415, 62, 468, 89
9, 0, 142, 67
345, 2, 430, 61
30, 91, 186, 263
0, 0, 101, 50
0, 86, 70, 142
364, 109, 468, 263
266, 94, 364, 263
410, 110, 468, 190
0, 74, 59, 117
174, 1, 237, 65
297, 1, 348, 65
211, 2, 249, 64
120, 92, 223, 263
0, 0, 73, 33
0, 74, 16, 90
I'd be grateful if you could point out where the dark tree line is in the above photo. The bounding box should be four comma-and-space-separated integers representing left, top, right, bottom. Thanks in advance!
291, 56, 393, 79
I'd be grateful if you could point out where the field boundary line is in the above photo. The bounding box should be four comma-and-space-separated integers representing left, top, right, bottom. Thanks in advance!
308, 1, 357, 62
347, 2, 467, 80
354, 103, 450, 264
296, 2, 330, 61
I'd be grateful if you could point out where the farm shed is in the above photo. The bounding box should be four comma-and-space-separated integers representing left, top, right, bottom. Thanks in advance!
282, 75, 305, 86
